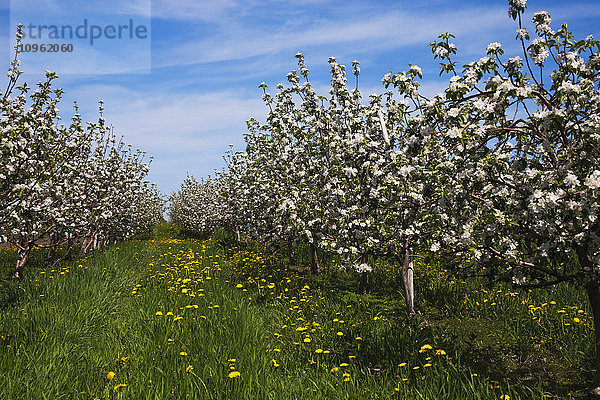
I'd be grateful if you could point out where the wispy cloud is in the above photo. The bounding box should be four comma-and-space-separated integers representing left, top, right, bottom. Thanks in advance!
153, 6, 511, 68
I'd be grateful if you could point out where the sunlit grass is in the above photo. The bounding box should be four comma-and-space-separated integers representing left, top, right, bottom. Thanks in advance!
0, 231, 591, 399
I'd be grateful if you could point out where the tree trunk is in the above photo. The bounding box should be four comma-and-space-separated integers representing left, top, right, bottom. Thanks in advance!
45, 245, 57, 267
576, 245, 600, 396
45, 232, 58, 267
586, 280, 600, 397
401, 243, 415, 318
357, 253, 369, 295
82, 230, 96, 255
578, 244, 600, 396
309, 243, 320, 275
235, 226, 241, 242
64, 238, 74, 261
13, 245, 31, 280
357, 272, 369, 294
288, 237, 295, 266
81, 236, 89, 255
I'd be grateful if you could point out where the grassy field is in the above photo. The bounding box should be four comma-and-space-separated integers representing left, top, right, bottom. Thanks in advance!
0, 226, 593, 399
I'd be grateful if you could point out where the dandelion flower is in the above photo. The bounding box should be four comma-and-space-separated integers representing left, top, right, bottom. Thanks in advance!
419, 344, 432, 353
155, 311, 163, 316
180, 351, 188, 356
315, 349, 323, 354
186, 365, 193, 373
336, 332, 343, 336
228, 371, 241, 379
106, 371, 115, 380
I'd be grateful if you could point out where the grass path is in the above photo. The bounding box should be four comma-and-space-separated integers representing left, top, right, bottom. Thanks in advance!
0, 236, 593, 399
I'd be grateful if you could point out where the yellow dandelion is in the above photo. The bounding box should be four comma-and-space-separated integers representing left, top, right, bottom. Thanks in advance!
186, 365, 193, 373
315, 349, 323, 354
155, 311, 163, 316
106, 371, 115, 380
180, 351, 188, 356
336, 332, 343, 336
228, 371, 241, 379
419, 344, 432, 353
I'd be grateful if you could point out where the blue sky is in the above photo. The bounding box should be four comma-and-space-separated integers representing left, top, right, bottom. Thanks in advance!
1, 0, 600, 196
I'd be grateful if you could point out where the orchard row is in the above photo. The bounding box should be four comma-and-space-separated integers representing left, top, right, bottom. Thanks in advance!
170, 1, 600, 390
0, 25, 164, 279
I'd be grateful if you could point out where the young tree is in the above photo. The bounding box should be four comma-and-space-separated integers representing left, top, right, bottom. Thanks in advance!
404, 0, 600, 393
1, 26, 162, 278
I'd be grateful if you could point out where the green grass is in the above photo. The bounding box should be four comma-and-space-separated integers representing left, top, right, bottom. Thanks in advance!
0, 232, 593, 399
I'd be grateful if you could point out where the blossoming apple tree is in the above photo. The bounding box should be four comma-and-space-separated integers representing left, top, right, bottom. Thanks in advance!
169, 1, 600, 389
0, 25, 164, 279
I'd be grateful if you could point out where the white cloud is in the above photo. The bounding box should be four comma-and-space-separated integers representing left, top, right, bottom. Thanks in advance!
153, 6, 509, 68
64, 84, 267, 192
